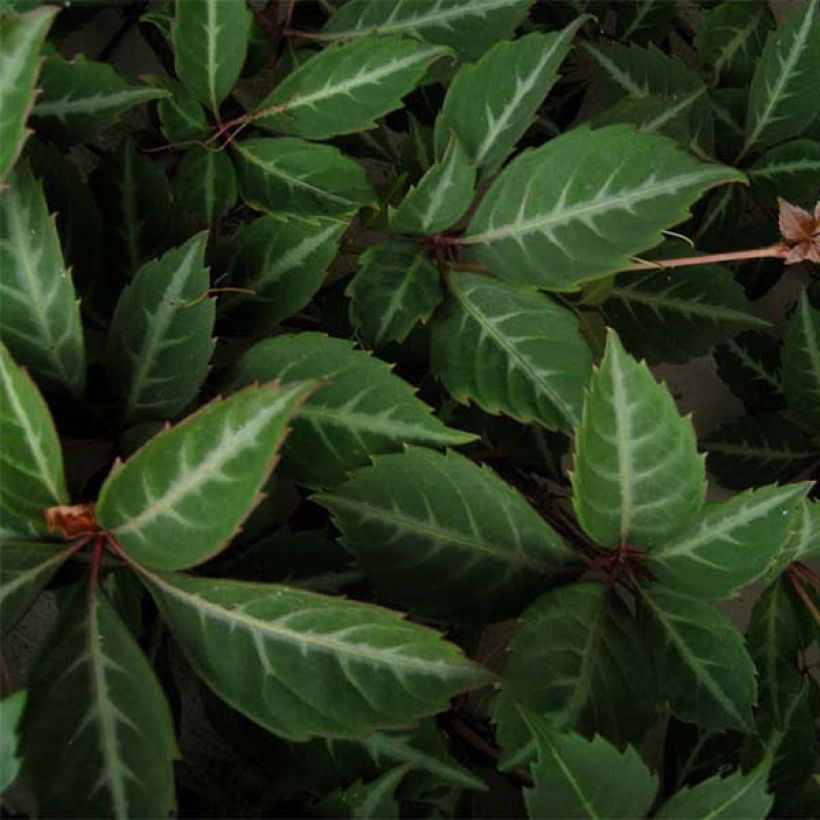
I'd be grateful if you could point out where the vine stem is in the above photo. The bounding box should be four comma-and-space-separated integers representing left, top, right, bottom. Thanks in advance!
625, 244, 788, 271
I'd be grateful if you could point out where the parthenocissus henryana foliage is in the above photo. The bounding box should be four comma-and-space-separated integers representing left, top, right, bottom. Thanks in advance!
0, 0, 818, 817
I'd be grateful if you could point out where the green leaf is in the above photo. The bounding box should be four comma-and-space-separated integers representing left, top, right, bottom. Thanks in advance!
0, 160, 85, 395
0, 541, 76, 635
0, 690, 26, 793
0, 6, 55, 181
389, 136, 475, 234
520, 709, 658, 820
695, 1, 774, 86
431, 271, 592, 432
227, 333, 474, 489
220, 213, 346, 331
105, 232, 216, 422
782, 290, 820, 432
765, 498, 820, 578
601, 263, 767, 365
21, 586, 177, 818
154, 77, 209, 142
232, 136, 374, 217
646, 483, 810, 600
0, 342, 67, 537
92, 140, 172, 276
572, 331, 705, 549
747, 140, 820, 206
346, 240, 443, 348
138, 569, 490, 741
702, 414, 819, 490
656, 761, 773, 819
320, 0, 531, 61
494, 583, 656, 771
254, 37, 449, 140
740, 0, 820, 159
172, 0, 252, 113
172, 147, 237, 230
32, 54, 167, 142
461, 126, 743, 291
616, 0, 676, 43
433, 20, 587, 176
97, 381, 316, 571
318, 764, 409, 819
714, 331, 786, 414
316, 447, 573, 622
637, 586, 756, 732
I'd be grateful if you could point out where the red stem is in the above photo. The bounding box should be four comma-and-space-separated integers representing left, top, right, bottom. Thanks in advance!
88, 535, 105, 593
625, 244, 788, 271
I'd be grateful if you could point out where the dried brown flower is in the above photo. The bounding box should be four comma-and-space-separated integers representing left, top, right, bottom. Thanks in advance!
45, 502, 98, 537
778, 198, 820, 264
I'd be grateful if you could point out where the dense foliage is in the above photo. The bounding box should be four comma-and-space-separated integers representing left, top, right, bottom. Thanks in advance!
0, 0, 818, 817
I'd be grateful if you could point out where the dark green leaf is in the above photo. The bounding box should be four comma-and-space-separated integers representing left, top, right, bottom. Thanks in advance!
320, 0, 531, 61
97, 381, 315, 571
0, 690, 26, 792
0, 6, 56, 181
346, 240, 443, 348
105, 232, 215, 422
172, 0, 252, 113
572, 331, 705, 549
520, 709, 658, 820
637, 586, 756, 732
254, 37, 449, 140
462, 126, 743, 290
172, 147, 237, 230
227, 333, 474, 489
713, 331, 785, 414
316, 447, 573, 622
0, 160, 85, 395
748, 140, 820, 206
764, 498, 820, 579
21, 586, 177, 818
782, 290, 820, 432
139, 569, 490, 741
431, 271, 593, 432
154, 77, 210, 142
317, 764, 409, 819
32, 55, 167, 142
233, 136, 374, 217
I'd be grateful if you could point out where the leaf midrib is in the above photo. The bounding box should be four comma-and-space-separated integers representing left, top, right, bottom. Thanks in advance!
34, 87, 161, 118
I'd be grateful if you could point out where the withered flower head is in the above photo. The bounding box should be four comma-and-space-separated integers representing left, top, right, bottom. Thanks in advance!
45, 502, 98, 538
778, 198, 820, 265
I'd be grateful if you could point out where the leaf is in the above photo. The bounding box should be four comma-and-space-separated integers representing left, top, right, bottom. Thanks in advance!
172, 146, 237, 230
433, 20, 586, 177
0, 160, 85, 395
317, 764, 409, 819
0, 6, 56, 181
0, 690, 26, 793
220, 213, 346, 331
316, 447, 573, 622
138, 569, 490, 741
782, 291, 820, 431
0, 541, 76, 635
694, 1, 774, 86
227, 333, 474, 489
232, 136, 374, 217
430, 271, 593, 432
96, 381, 316, 571
740, 0, 820, 158
105, 232, 216, 422
32, 54, 167, 142
254, 37, 449, 140
601, 263, 766, 365
616, 0, 676, 43
21, 586, 177, 818
714, 331, 786, 414
748, 140, 820, 206
461, 125, 744, 291
702, 414, 819, 489
154, 77, 210, 142
520, 709, 659, 820
637, 585, 756, 732
172, 0, 252, 113
765, 498, 820, 578
389, 136, 475, 234
646, 483, 811, 600
92, 140, 172, 276
494, 583, 656, 770
572, 331, 705, 549
0, 342, 67, 537
346, 240, 443, 348
656, 761, 773, 819
320, 0, 531, 61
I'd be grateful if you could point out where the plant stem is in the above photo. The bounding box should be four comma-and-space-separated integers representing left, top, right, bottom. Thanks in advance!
626, 244, 788, 271
789, 571, 820, 625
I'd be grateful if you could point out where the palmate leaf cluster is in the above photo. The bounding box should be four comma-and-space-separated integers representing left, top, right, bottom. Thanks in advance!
0, 0, 818, 817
